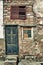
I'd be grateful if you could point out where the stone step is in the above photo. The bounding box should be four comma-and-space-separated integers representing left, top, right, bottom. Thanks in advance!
4, 60, 17, 65
4, 55, 18, 65
0, 61, 4, 65
5, 55, 18, 61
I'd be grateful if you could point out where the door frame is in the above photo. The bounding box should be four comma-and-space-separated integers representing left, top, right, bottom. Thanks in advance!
5, 25, 19, 55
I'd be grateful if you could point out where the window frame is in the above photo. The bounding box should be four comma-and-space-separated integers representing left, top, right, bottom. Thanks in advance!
10, 6, 26, 20
22, 27, 33, 40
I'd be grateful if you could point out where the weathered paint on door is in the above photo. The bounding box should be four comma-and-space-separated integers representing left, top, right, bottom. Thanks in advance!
5, 25, 19, 55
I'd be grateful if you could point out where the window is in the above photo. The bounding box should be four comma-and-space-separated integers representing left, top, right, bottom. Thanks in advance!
11, 6, 26, 20
22, 27, 33, 40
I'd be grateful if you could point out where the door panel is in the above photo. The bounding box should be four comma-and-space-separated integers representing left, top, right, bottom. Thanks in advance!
7, 35, 11, 44
6, 27, 11, 34
5, 25, 19, 55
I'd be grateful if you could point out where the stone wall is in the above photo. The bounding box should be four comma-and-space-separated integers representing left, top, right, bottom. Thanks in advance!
3, 0, 35, 25
0, 39, 5, 60
3, 0, 43, 61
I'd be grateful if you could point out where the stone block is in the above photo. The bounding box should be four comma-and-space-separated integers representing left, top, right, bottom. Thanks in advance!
0, 61, 4, 65
4, 61, 17, 65
26, 6, 32, 12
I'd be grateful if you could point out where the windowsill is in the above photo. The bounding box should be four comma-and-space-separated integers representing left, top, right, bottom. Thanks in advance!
10, 18, 26, 20
22, 38, 33, 42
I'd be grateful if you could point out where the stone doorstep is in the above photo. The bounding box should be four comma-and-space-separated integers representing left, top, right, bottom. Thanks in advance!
0, 61, 16, 65
4, 60, 16, 62
0, 61, 4, 65
4, 60, 17, 65
5, 55, 18, 61
4, 55, 18, 65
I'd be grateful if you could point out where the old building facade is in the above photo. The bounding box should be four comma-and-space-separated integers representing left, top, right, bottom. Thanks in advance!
3, 0, 36, 56
4, 0, 43, 60
1, 0, 43, 65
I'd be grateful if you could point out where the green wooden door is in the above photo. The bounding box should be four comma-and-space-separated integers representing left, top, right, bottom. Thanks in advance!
5, 25, 19, 55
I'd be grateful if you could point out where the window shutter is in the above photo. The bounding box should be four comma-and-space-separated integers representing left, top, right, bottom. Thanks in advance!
11, 6, 19, 19
11, 6, 26, 20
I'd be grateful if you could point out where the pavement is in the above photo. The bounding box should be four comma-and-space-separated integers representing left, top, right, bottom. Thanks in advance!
18, 59, 41, 65
0, 61, 4, 65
